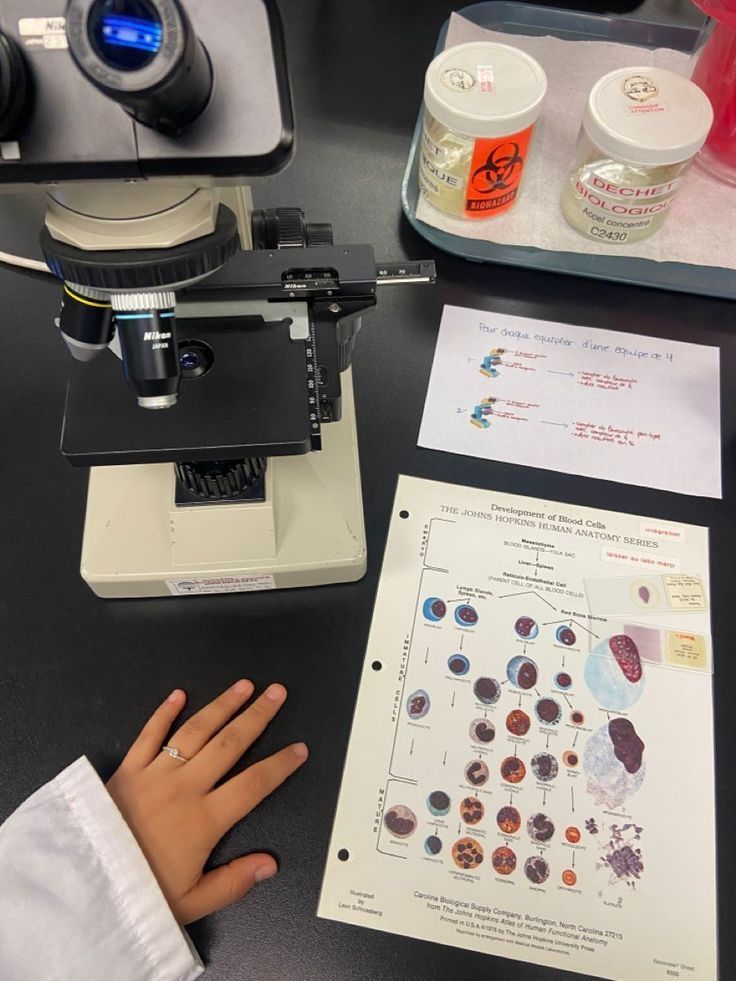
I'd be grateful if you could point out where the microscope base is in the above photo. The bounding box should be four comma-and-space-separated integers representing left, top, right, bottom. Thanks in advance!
80, 371, 366, 598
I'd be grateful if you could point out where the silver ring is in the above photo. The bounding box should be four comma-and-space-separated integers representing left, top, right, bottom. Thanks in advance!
162, 745, 190, 763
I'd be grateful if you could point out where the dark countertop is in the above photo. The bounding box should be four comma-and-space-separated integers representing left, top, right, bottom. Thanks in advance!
0, 2, 731, 980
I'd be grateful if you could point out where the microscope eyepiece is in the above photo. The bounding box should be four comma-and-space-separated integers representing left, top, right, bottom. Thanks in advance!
89, 0, 163, 73
0, 30, 30, 140
65, 0, 212, 134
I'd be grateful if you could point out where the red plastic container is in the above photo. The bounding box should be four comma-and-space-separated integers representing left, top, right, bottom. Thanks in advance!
690, 1, 736, 184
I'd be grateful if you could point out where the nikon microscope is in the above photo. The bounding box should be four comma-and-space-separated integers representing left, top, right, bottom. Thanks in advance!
0, 0, 434, 597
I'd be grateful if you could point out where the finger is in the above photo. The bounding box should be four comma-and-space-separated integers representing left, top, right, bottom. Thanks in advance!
161, 679, 255, 763
176, 854, 278, 925
187, 684, 288, 788
206, 743, 309, 837
119, 689, 186, 771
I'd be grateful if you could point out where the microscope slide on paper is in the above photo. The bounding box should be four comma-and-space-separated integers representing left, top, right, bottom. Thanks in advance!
418, 305, 721, 498
318, 476, 717, 981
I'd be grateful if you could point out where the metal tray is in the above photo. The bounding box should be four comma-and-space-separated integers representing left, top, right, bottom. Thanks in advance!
401, 2, 735, 299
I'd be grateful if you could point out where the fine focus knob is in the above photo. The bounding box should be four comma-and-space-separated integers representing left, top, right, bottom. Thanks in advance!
0, 31, 30, 140
305, 222, 334, 248
175, 458, 266, 500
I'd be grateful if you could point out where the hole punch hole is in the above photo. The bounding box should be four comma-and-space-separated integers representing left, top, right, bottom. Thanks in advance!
399, 510, 410, 519
337, 848, 350, 862
372, 661, 383, 672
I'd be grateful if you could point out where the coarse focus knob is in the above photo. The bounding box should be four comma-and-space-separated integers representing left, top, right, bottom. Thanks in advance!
175, 458, 266, 500
252, 208, 334, 250
252, 207, 306, 249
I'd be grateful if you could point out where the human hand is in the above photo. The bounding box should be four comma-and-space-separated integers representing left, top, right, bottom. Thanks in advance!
106, 681, 307, 924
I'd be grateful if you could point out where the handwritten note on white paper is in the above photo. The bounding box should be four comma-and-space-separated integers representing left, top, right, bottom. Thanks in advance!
418, 306, 721, 498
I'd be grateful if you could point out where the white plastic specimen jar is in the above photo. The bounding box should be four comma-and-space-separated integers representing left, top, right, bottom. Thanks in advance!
560, 66, 714, 245
419, 41, 547, 219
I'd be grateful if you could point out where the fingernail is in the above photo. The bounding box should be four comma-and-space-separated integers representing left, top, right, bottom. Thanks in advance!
265, 684, 287, 702
232, 679, 253, 696
255, 863, 277, 883
292, 742, 309, 761
167, 689, 184, 703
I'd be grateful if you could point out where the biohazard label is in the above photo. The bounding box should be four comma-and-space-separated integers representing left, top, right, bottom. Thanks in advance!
464, 125, 533, 218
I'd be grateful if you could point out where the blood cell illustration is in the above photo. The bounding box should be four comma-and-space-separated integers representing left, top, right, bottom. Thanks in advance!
406, 689, 430, 720
562, 750, 579, 769
585, 818, 599, 835
524, 856, 550, 884
496, 806, 522, 834
424, 835, 443, 856
506, 655, 538, 690
473, 676, 501, 705
570, 710, 585, 726
638, 586, 650, 604
531, 752, 558, 782
455, 604, 479, 627
585, 634, 645, 711
427, 791, 451, 817
562, 869, 577, 887
556, 625, 576, 646
554, 672, 572, 690
422, 597, 446, 622
465, 760, 489, 787
609, 634, 643, 682
535, 698, 562, 725
452, 837, 484, 871
527, 812, 555, 843
448, 653, 470, 676
506, 709, 531, 736
492, 846, 517, 876
460, 796, 484, 825
609, 717, 645, 773
384, 805, 417, 838
500, 756, 526, 784
597, 823, 644, 890
583, 719, 646, 808
469, 718, 496, 745
515, 616, 539, 639
565, 826, 581, 844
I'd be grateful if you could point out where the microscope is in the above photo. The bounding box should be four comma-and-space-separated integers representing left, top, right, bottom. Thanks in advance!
0, 0, 434, 598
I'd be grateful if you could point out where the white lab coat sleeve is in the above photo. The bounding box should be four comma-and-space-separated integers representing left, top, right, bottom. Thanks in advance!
0, 756, 204, 981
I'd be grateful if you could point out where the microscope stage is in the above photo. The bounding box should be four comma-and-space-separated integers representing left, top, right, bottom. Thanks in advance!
61, 317, 314, 466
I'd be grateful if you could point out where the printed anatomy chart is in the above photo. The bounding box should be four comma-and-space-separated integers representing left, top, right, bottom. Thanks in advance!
418, 306, 721, 498
319, 476, 716, 981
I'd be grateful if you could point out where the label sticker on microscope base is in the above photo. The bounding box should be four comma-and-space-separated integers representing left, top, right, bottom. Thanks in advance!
166, 575, 276, 595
